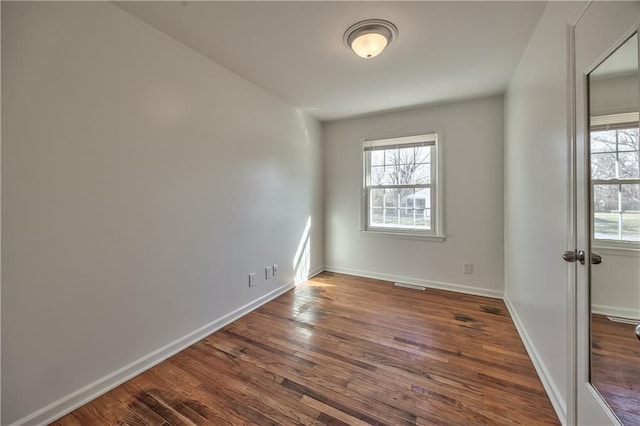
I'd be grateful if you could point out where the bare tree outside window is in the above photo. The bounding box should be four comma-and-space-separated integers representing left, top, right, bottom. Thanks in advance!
370, 147, 430, 185
591, 126, 640, 242
367, 145, 434, 230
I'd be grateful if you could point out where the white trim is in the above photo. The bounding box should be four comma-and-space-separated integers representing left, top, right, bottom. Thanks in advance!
592, 304, 640, 321
435, 129, 445, 238
324, 265, 503, 299
592, 244, 640, 256
9, 281, 297, 426
361, 130, 445, 239
363, 133, 436, 150
363, 130, 439, 145
568, 0, 592, 28
359, 229, 446, 242
566, 15, 579, 426
504, 295, 567, 425
604, 316, 639, 325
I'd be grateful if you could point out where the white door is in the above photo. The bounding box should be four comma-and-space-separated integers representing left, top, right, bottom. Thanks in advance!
573, 2, 640, 425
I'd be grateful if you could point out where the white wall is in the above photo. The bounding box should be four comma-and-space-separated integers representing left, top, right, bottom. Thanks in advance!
1, 2, 323, 424
323, 96, 504, 297
504, 2, 582, 423
591, 248, 640, 320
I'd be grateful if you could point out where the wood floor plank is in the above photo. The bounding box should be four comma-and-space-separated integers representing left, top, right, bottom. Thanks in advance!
591, 314, 640, 425
54, 272, 559, 425
300, 396, 369, 426
172, 349, 324, 425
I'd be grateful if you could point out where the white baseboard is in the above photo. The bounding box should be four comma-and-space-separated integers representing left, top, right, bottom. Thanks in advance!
10, 282, 295, 426
503, 295, 566, 425
323, 265, 503, 299
592, 304, 640, 321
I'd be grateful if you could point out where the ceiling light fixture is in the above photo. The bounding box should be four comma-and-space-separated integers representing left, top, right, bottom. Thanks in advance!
344, 19, 398, 59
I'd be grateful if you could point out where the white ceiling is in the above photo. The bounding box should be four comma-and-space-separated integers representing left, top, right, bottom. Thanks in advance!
115, 1, 547, 121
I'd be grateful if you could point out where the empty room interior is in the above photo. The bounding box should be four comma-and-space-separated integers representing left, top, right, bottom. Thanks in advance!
2, 1, 640, 425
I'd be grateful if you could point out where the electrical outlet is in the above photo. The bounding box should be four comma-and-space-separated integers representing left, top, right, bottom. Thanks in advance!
265, 266, 273, 280
463, 263, 473, 274
249, 273, 256, 287
273, 264, 279, 276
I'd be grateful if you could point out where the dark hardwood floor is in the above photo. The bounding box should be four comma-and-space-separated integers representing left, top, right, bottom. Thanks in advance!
53, 272, 559, 425
592, 314, 640, 425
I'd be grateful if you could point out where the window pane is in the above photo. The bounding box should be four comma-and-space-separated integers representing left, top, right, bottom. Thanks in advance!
398, 188, 414, 209
593, 184, 620, 240
384, 188, 398, 208
617, 128, 639, 152
369, 187, 433, 230
384, 208, 398, 225
370, 166, 385, 185
370, 207, 384, 226
399, 209, 415, 227
412, 164, 431, 184
622, 212, 640, 242
621, 183, 640, 211
413, 188, 431, 210
389, 164, 417, 185
594, 212, 620, 240
397, 147, 415, 164
371, 150, 384, 166
370, 166, 398, 185
383, 149, 398, 166
383, 166, 399, 185
591, 153, 617, 179
619, 151, 639, 178
370, 189, 384, 207
591, 130, 617, 153
415, 147, 431, 164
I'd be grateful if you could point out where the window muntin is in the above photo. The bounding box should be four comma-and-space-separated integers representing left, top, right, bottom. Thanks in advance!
363, 134, 439, 235
590, 115, 640, 243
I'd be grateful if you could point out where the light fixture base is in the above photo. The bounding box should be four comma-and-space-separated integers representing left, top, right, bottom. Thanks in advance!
344, 19, 398, 58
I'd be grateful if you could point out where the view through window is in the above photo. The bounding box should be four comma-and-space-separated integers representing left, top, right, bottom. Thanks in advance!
591, 116, 640, 242
363, 134, 438, 234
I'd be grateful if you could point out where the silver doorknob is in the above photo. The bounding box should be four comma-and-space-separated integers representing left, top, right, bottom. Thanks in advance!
635, 324, 640, 341
563, 250, 586, 264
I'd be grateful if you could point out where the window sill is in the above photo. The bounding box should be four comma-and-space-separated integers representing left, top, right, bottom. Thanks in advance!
360, 229, 447, 242
592, 244, 640, 258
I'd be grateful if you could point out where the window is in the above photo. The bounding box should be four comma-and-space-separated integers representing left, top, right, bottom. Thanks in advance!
591, 113, 640, 243
363, 133, 443, 237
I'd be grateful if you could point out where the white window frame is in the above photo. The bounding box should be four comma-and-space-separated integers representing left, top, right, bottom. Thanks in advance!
360, 132, 445, 241
590, 112, 640, 249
